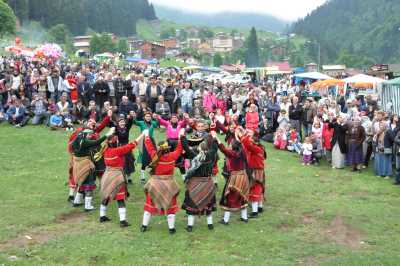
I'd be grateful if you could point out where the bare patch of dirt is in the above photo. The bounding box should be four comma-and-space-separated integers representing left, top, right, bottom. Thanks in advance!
55, 211, 86, 224
0, 211, 87, 252
325, 216, 362, 249
278, 223, 291, 231
302, 214, 316, 225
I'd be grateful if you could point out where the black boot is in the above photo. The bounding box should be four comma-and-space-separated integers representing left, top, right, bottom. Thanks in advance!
169, 228, 176, 235
120, 221, 131, 227
99, 216, 111, 223
186, 226, 193, 232
258, 207, 264, 213
240, 218, 249, 223
219, 219, 229, 225
140, 225, 148, 232
249, 212, 258, 218
208, 224, 214, 230
67, 196, 74, 203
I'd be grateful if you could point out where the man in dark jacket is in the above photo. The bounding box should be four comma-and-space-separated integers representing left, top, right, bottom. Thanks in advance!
146, 76, 162, 112
163, 78, 178, 113
289, 96, 303, 139
77, 75, 92, 106
114, 70, 126, 106
93, 75, 110, 108
118, 96, 138, 116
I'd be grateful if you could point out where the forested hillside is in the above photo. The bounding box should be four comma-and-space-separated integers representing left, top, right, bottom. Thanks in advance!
293, 0, 400, 65
6, 0, 157, 36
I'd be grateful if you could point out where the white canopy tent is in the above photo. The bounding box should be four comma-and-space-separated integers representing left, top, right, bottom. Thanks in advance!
342, 74, 384, 84
293, 72, 333, 80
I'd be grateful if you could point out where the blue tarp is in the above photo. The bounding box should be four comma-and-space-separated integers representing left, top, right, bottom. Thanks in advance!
125, 57, 158, 64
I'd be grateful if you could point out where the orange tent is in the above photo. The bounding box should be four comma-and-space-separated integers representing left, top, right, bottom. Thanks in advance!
311, 79, 345, 89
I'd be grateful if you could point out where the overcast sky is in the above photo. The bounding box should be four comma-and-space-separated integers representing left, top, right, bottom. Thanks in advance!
149, 0, 327, 21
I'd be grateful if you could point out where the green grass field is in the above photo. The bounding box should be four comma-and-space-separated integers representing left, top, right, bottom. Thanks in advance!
1, 123, 400, 265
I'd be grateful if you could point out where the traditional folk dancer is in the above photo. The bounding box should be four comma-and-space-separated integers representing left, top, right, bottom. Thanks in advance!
132, 111, 159, 183
215, 130, 250, 225
66, 112, 111, 202
140, 129, 183, 234
156, 113, 188, 173
109, 111, 136, 183
238, 128, 267, 218
181, 131, 219, 232
71, 127, 115, 211
99, 132, 144, 227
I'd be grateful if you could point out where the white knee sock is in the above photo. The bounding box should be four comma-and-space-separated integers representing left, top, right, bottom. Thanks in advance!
167, 214, 175, 229
207, 215, 213, 225
188, 215, 195, 226
140, 170, 145, 180
73, 192, 83, 204
118, 208, 126, 221
85, 196, 94, 210
241, 208, 248, 220
223, 211, 231, 223
258, 201, 263, 208
251, 202, 259, 213
142, 211, 151, 226
100, 204, 107, 217
68, 188, 75, 196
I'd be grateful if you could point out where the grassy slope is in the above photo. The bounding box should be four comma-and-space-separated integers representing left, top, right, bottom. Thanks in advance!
0, 124, 400, 265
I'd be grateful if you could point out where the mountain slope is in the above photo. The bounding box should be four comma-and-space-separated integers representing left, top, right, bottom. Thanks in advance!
154, 4, 287, 32
293, 0, 400, 64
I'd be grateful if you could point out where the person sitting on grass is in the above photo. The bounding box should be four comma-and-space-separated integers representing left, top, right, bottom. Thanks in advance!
287, 126, 302, 154
31, 93, 48, 125
6, 98, 29, 127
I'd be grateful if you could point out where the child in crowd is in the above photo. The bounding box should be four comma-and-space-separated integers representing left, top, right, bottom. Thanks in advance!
311, 133, 323, 165
274, 127, 287, 150
302, 137, 313, 165
287, 126, 302, 154
277, 109, 289, 129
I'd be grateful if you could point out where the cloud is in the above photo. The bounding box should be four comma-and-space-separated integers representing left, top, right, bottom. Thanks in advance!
149, 0, 327, 21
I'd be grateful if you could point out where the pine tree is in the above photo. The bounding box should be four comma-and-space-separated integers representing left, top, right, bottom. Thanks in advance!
245, 27, 259, 67
0, 1, 16, 38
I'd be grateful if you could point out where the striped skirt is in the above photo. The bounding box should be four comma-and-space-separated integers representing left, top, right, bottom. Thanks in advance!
220, 170, 250, 211
182, 176, 217, 215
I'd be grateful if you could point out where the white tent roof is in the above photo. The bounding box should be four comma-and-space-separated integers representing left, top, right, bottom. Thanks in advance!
342, 74, 384, 84
293, 72, 333, 80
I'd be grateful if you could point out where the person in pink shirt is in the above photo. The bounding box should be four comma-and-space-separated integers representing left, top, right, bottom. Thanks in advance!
245, 104, 259, 131
156, 113, 189, 173
203, 88, 217, 114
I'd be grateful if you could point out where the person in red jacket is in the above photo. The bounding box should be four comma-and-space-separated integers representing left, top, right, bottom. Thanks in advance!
99, 132, 144, 227
238, 127, 266, 218
140, 129, 183, 234
215, 130, 250, 225
67, 110, 111, 203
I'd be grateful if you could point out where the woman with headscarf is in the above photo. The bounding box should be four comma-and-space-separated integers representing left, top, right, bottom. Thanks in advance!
132, 111, 158, 183
346, 117, 366, 172
329, 116, 348, 169
373, 121, 394, 178
108, 111, 136, 183
181, 131, 219, 232
140, 129, 183, 234
99, 132, 143, 227
215, 129, 250, 225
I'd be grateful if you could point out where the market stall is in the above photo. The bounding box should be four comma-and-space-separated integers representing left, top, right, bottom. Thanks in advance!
381, 78, 400, 114
342, 74, 384, 96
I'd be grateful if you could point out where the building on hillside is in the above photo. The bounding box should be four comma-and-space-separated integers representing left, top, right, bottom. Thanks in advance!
322, 65, 346, 78
367, 64, 400, 79
305, 63, 318, 72
270, 45, 286, 58
211, 32, 234, 53
127, 37, 144, 54
140, 41, 166, 59
73, 36, 92, 53
175, 52, 200, 65
187, 38, 202, 49
185, 27, 200, 37
161, 38, 178, 49
266, 61, 292, 72
198, 42, 213, 54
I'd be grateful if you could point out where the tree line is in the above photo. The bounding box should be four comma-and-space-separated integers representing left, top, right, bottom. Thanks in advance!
6, 0, 157, 36
292, 0, 400, 67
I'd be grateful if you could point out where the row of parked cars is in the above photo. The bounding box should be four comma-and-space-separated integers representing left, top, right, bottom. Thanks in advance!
187, 72, 251, 84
